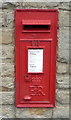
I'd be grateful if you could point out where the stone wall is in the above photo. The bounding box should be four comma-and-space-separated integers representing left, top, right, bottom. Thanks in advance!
0, 2, 70, 119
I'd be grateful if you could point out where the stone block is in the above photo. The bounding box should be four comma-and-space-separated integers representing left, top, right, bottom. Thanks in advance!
0, 87, 2, 92
53, 105, 69, 118
0, 92, 2, 104
2, 2, 16, 9
57, 49, 69, 63
2, 29, 14, 44
59, 10, 69, 27
69, 64, 71, 74
0, 29, 2, 44
56, 74, 69, 88
0, 105, 2, 119
1, 63, 14, 77
0, 76, 2, 91
1, 2, 59, 9
2, 9, 14, 29
0, 11, 3, 28
0, 92, 14, 105
69, 48, 71, 64
2, 77, 14, 91
57, 27, 69, 63
16, 107, 53, 118
69, 16, 71, 27
1, 105, 16, 118
2, 44, 14, 59
56, 89, 69, 104
58, 27, 69, 50
57, 62, 69, 74
0, 2, 2, 8
0, 45, 2, 61
58, 2, 70, 10
22, 2, 59, 8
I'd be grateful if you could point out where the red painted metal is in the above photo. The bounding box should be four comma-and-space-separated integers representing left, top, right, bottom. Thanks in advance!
15, 9, 58, 107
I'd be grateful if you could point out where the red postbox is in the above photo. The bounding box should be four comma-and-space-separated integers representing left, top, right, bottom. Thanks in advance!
15, 9, 58, 107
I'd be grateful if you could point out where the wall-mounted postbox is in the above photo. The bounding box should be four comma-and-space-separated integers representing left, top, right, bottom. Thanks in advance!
15, 9, 58, 107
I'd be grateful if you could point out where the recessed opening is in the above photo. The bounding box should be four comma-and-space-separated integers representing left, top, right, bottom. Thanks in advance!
23, 25, 50, 31
26, 74, 29, 78
28, 48, 43, 73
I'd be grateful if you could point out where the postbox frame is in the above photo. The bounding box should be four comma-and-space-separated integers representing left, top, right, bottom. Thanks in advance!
15, 9, 58, 108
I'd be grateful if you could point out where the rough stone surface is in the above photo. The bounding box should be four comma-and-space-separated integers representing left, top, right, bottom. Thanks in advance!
57, 27, 69, 63
2, 2, 16, 9
2, 105, 16, 118
58, 2, 70, 10
21, 2, 59, 8
1, 63, 14, 77
2, 29, 14, 44
56, 74, 69, 88
16, 108, 53, 118
53, 105, 69, 118
2, 77, 14, 91
57, 49, 69, 63
57, 62, 69, 74
2, 44, 14, 59
0, 50, 2, 60
69, 47, 71, 64
1, 2, 59, 9
0, 105, 2, 119
2, 9, 14, 29
69, 64, 71, 75
0, 29, 2, 44
58, 27, 69, 50
59, 10, 69, 27
56, 89, 69, 104
0, 92, 14, 105
0, 2, 2, 8
2, 58, 14, 63
0, 11, 3, 28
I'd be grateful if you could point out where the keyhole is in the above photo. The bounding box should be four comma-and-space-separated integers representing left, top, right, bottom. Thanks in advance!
34, 42, 37, 46
26, 74, 29, 79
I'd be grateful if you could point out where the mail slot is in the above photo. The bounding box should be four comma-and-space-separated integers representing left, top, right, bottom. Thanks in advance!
22, 20, 51, 32
15, 9, 58, 107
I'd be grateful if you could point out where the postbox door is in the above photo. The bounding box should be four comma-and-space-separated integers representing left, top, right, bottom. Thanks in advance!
19, 40, 51, 105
